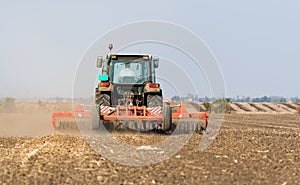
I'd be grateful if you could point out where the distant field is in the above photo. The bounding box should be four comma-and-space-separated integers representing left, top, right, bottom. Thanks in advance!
0, 101, 298, 114
0, 101, 73, 113
176, 102, 299, 114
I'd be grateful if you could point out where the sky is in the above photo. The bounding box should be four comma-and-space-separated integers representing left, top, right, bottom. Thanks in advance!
1, 0, 300, 99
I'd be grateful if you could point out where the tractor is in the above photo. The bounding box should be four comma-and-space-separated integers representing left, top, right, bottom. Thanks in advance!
92, 44, 172, 132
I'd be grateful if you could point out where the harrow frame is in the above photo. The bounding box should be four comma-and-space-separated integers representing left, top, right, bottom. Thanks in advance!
52, 103, 209, 131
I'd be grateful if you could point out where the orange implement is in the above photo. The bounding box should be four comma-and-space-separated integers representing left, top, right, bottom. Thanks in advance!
51, 103, 209, 130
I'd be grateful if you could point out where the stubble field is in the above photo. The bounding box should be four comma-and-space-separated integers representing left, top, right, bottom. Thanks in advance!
0, 102, 299, 184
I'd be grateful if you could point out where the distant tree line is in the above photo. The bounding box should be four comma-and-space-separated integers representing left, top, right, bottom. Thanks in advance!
172, 95, 300, 103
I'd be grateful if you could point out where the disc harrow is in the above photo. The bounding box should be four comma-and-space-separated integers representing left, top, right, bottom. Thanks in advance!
52, 103, 209, 134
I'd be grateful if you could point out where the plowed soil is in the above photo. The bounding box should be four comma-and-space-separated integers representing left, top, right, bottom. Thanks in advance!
0, 114, 299, 184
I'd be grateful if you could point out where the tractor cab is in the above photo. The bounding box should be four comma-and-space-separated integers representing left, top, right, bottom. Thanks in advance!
98, 54, 159, 85
96, 47, 161, 107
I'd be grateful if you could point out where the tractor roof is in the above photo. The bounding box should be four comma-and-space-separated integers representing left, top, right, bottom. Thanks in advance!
108, 53, 152, 58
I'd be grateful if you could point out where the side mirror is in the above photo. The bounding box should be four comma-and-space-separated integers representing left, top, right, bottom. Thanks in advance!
153, 56, 159, 68
97, 56, 103, 68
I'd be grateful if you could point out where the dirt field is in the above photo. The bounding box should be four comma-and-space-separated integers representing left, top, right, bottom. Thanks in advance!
0, 110, 299, 184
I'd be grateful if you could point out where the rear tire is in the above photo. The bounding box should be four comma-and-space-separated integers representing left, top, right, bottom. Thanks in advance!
162, 103, 172, 131
95, 92, 110, 106
147, 94, 163, 107
91, 104, 100, 130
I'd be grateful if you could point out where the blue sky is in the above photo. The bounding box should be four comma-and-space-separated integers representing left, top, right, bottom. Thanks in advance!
1, 0, 300, 99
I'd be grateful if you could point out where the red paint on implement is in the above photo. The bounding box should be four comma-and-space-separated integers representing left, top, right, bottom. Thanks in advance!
51, 104, 209, 129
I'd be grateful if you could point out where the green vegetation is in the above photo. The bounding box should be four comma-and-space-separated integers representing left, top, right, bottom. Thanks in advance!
204, 98, 231, 113
203, 102, 211, 112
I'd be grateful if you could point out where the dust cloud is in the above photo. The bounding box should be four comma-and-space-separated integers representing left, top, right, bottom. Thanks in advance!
0, 101, 72, 137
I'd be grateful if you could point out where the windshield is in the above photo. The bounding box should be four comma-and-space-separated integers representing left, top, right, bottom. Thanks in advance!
109, 60, 150, 84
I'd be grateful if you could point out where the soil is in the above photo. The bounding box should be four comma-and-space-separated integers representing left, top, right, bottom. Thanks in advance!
0, 114, 299, 184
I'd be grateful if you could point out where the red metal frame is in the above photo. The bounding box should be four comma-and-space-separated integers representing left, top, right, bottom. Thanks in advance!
51, 104, 209, 129
102, 106, 162, 121
171, 104, 209, 128
51, 105, 91, 128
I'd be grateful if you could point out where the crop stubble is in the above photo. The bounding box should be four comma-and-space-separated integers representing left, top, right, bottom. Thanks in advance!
0, 112, 299, 184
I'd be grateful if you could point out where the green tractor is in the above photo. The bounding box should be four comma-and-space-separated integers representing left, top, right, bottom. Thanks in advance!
93, 44, 172, 132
